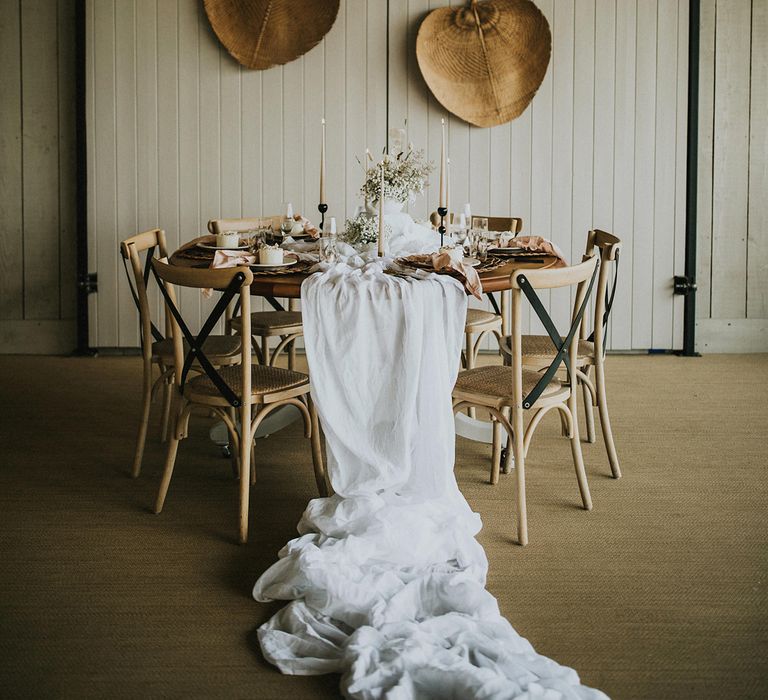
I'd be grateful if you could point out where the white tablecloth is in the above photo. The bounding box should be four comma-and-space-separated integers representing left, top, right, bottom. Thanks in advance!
253, 257, 607, 699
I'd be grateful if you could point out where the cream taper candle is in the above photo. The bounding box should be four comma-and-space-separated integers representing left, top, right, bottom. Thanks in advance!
320, 118, 326, 204
439, 119, 446, 208
378, 164, 385, 257
446, 157, 451, 233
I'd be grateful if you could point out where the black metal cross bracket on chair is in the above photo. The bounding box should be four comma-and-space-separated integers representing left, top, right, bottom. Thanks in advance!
152, 265, 245, 408
516, 260, 599, 409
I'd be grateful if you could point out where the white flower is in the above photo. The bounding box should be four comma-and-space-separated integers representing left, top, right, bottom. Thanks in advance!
340, 213, 391, 245
360, 150, 434, 205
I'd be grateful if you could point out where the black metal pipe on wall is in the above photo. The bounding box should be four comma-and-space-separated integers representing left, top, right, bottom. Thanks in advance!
682, 0, 701, 356
74, 0, 94, 355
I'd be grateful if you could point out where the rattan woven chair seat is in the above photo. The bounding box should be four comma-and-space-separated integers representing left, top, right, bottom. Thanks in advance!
152, 335, 241, 361
465, 308, 501, 330
499, 334, 595, 362
230, 311, 303, 335
187, 364, 309, 401
453, 365, 566, 405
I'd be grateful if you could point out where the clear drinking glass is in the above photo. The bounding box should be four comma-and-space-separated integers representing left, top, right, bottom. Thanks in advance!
319, 236, 337, 263
465, 229, 479, 258
245, 228, 262, 252
280, 218, 294, 237
477, 235, 490, 262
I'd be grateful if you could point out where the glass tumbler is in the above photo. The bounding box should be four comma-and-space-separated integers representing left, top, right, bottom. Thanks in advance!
319, 236, 337, 263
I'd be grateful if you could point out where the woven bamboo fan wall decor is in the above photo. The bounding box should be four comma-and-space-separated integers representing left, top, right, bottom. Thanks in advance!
204, 0, 340, 71
416, 0, 551, 128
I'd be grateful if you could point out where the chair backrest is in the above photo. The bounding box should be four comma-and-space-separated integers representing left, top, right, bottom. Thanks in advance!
472, 215, 523, 234
429, 213, 523, 235
208, 216, 282, 234
583, 229, 621, 356
151, 258, 254, 409
509, 255, 600, 409
120, 229, 170, 359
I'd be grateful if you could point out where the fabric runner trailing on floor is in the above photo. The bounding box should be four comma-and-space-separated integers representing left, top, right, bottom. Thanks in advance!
253, 258, 607, 699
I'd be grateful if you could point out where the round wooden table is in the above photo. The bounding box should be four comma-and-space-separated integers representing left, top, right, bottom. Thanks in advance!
171, 237, 559, 446
171, 236, 558, 337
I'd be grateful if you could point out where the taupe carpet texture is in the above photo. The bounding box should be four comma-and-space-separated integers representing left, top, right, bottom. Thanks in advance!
0, 354, 766, 699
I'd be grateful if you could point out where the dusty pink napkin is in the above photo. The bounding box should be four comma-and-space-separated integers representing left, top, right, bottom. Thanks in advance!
200, 250, 256, 298
210, 249, 256, 269
400, 250, 483, 299
291, 214, 320, 239
495, 234, 568, 267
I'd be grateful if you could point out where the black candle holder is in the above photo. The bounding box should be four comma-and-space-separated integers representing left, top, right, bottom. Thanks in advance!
318, 203, 328, 231
437, 206, 448, 247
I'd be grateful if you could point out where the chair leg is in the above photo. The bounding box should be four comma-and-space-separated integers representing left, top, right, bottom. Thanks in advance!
250, 439, 256, 486
582, 367, 596, 443
566, 396, 592, 511
309, 399, 329, 496
261, 335, 270, 367
288, 339, 296, 370
501, 407, 513, 474
465, 331, 476, 418
512, 406, 527, 546
490, 418, 502, 485
131, 362, 153, 478
238, 404, 252, 545
160, 378, 173, 442
227, 407, 239, 478
154, 435, 180, 514
595, 357, 622, 478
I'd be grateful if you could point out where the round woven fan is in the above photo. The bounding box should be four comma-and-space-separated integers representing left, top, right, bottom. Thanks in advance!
204, 0, 340, 71
416, 0, 551, 127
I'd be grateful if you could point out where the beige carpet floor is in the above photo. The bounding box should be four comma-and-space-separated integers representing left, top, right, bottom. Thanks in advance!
0, 353, 766, 699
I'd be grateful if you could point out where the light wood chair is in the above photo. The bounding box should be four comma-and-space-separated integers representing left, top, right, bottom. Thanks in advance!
208, 217, 303, 369
499, 229, 622, 478
429, 212, 523, 237
120, 229, 241, 478
444, 216, 524, 417
450, 215, 524, 372
150, 258, 327, 544
452, 255, 600, 545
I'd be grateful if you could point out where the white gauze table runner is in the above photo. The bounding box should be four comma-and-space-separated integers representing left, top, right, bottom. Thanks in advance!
253, 258, 607, 699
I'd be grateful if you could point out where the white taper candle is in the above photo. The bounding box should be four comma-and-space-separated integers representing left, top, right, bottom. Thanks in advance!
320, 118, 326, 204
378, 164, 385, 257
439, 119, 446, 208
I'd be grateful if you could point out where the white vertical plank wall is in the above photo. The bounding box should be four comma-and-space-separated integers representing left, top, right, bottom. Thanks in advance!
86, 0, 691, 351
387, 0, 688, 350
0, 0, 77, 353
696, 0, 768, 352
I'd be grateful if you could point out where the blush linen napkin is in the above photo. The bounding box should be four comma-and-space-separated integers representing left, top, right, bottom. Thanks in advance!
396, 248, 483, 299
201, 249, 256, 298
495, 234, 569, 267
431, 247, 483, 299
292, 214, 320, 239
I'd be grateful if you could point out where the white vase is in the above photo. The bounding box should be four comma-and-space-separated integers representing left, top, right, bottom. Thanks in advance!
373, 199, 405, 215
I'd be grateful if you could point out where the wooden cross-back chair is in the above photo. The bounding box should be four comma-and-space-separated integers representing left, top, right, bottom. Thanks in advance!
428, 213, 524, 415
429, 212, 524, 237
453, 255, 600, 545
207, 217, 303, 370
500, 229, 622, 478
120, 229, 241, 478
150, 258, 327, 544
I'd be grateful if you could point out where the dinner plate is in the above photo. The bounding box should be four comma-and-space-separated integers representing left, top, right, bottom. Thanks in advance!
197, 242, 251, 251
250, 257, 298, 270
488, 248, 546, 258
463, 257, 481, 267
